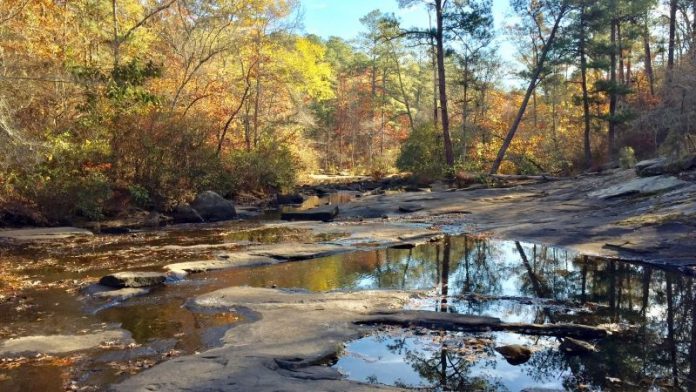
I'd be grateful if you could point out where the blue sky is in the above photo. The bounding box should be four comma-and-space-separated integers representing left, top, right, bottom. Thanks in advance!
300, 0, 512, 40
299, 0, 520, 83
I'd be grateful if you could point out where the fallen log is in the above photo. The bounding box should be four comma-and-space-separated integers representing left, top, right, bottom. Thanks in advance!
357, 310, 610, 339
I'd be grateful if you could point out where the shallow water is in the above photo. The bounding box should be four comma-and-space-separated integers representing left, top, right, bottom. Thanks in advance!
1, 232, 695, 391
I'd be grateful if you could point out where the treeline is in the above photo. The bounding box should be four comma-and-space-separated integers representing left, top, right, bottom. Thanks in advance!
0, 0, 694, 222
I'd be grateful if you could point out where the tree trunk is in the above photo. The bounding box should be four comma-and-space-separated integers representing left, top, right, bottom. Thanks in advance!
462, 55, 469, 161
643, 15, 655, 96
609, 19, 618, 161
693, 0, 696, 61
580, 2, 592, 168
435, 0, 454, 168
392, 48, 415, 132
618, 22, 625, 85
489, 4, 568, 174
429, 11, 439, 128
112, 0, 120, 68
668, 0, 678, 72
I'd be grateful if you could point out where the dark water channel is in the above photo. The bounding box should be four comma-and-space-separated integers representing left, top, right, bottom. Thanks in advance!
1, 232, 695, 391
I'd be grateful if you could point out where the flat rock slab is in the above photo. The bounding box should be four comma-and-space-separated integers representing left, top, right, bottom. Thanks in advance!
115, 287, 411, 391
99, 272, 168, 288
247, 243, 353, 260
0, 227, 93, 241
0, 330, 132, 356
588, 175, 688, 199
281, 205, 339, 222
165, 253, 278, 274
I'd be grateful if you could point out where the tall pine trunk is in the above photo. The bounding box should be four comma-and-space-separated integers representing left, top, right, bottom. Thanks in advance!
668, 0, 677, 73
580, 1, 592, 168
489, 4, 568, 174
435, 0, 454, 167
643, 15, 655, 96
609, 19, 618, 161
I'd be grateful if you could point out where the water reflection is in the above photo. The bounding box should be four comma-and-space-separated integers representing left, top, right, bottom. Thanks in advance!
324, 237, 696, 391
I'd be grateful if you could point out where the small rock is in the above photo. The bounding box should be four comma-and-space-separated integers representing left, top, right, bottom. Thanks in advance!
494, 344, 532, 365
559, 337, 598, 355
99, 272, 168, 288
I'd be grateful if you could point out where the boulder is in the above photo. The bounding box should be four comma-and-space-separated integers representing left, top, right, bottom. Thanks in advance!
190, 191, 237, 222
636, 154, 696, 177
99, 272, 168, 288
172, 204, 205, 224
588, 175, 688, 199
635, 158, 668, 177
495, 344, 532, 365
281, 205, 339, 222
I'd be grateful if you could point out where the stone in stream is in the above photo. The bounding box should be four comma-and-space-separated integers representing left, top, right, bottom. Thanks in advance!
281, 205, 339, 222
92, 287, 150, 301
99, 272, 168, 288
559, 337, 598, 355
247, 243, 352, 260
165, 253, 278, 274
0, 330, 132, 357
190, 191, 236, 222
398, 203, 425, 213
494, 344, 533, 365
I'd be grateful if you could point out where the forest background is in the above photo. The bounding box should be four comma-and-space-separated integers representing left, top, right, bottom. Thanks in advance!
0, 0, 695, 222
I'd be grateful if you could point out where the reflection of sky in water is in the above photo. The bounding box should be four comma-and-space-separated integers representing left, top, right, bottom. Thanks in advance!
335, 331, 571, 391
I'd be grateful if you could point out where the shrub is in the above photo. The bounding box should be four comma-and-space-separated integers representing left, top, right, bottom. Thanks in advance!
619, 146, 637, 169
16, 132, 113, 221
128, 184, 151, 209
396, 125, 445, 179
222, 142, 301, 195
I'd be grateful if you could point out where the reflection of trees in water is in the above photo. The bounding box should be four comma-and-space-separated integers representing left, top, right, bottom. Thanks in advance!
371, 236, 696, 391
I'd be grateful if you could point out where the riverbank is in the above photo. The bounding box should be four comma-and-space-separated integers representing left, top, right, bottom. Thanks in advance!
1, 166, 696, 391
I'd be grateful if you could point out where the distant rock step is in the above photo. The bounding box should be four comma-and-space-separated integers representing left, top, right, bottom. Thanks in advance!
281, 205, 339, 222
